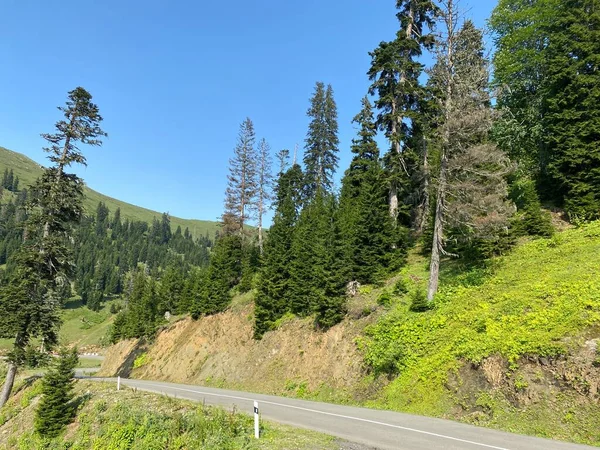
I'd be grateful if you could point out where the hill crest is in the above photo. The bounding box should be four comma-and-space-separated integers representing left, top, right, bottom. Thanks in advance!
0, 146, 219, 238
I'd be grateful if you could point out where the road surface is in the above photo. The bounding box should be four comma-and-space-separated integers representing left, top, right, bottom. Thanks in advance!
86, 377, 594, 450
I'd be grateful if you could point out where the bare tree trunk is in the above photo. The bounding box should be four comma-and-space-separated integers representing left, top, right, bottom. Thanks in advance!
0, 363, 17, 408
427, 153, 447, 301
0, 331, 24, 408
389, 97, 400, 220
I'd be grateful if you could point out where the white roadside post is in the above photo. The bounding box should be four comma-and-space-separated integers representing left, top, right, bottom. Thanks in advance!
117, 376, 121, 391
253, 401, 260, 439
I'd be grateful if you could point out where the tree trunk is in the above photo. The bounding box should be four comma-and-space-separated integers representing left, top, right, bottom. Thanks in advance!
414, 137, 430, 235
0, 363, 17, 408
427, 153, 447, 302
389, 3, 414, 221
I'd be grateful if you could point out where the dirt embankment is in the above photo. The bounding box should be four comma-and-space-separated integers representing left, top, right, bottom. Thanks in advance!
100, 304, 373, 400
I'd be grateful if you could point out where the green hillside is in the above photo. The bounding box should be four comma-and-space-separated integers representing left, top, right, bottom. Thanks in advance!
0, 146, 219, 238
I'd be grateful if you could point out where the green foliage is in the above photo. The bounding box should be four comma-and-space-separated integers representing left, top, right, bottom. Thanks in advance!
361, 221, 600, 416
509, 177, 554, 238
338, 97, 405, 284
133, 352, 150, 369
254, 165, 303, 337
393, 278, 409, 296
491, 0, 600, 220
377, 290, 393, 307
303, 82, 339, 198
35, 347, 79, 438
23, 346, 51, 369
408, 287, 429, 312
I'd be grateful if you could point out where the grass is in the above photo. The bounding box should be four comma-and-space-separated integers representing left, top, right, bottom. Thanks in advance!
0, 146, 219, 238
0, 298, 119, 354
0, 380, 340, 450
359, 221, 600, 445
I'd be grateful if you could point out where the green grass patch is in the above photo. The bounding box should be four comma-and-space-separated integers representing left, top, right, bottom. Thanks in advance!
0, 381, 338, 450
359, 221, 600, 443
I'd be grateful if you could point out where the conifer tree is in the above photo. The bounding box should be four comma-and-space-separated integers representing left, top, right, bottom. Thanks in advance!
35, 347, 79, 438
339, 97, 401, 283
254, 163, 303, 337
254, 138, 273, 255
303, 82, 339, 198
426, 11, 514, 302
223, 118, 258, 234
541, 0, 600, 219
0, 87, 105, 407
287, 190, 345, 326
368, 0, 437, 222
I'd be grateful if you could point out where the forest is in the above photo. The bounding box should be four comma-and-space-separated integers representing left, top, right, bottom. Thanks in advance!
0, 0, 598, 410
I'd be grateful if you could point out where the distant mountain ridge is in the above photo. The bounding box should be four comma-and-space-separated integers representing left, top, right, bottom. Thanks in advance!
0, 146, 219, 238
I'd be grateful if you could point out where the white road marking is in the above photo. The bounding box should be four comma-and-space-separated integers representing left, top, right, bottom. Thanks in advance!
124, 379, 509, 450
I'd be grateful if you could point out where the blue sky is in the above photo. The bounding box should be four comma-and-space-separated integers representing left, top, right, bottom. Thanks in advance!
0, 0, 496, 222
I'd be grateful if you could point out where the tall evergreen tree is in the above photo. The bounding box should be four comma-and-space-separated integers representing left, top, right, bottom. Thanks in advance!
541, 0, 600, 219
0, 87, 106, 407
254, 164, 303, 337
339, 97, 402, 283
223, 118, 258, 234
303, 82, 339, 198
368, 0, 438, 222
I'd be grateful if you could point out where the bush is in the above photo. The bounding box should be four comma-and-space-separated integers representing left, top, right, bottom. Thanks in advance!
409, 287, 430, 312
35, 347, 79, 438
377, 290, 393, 307
393, 278, 409, 296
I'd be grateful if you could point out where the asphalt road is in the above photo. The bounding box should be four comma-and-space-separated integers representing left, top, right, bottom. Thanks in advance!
86, 377, 595, 450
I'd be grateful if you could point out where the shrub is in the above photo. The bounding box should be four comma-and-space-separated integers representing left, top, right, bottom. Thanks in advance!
393, 278, 409, 296
409, 287, 430, 312
377, 290, 393, 307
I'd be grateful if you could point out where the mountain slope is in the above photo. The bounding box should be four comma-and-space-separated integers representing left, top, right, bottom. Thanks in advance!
100, 221, 600, 446
0, 146, 219, 238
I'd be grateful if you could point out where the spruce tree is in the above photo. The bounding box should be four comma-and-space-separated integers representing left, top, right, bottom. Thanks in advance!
368, 0, 437, 222
35, 347, 79, 438
541, 0, 600, 219
303, 82, 339, 198
0, 87, 106, 407
339, 97, 402, 284
254, 164, 303, 337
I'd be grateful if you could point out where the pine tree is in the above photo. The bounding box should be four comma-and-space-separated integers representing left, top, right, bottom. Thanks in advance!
303, 82, 339, 198
223, 118, 258, 234
426, 12, 514, 301
368, 0, 437, 222
0, 87, 106, 407
34, 347, 79, 438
